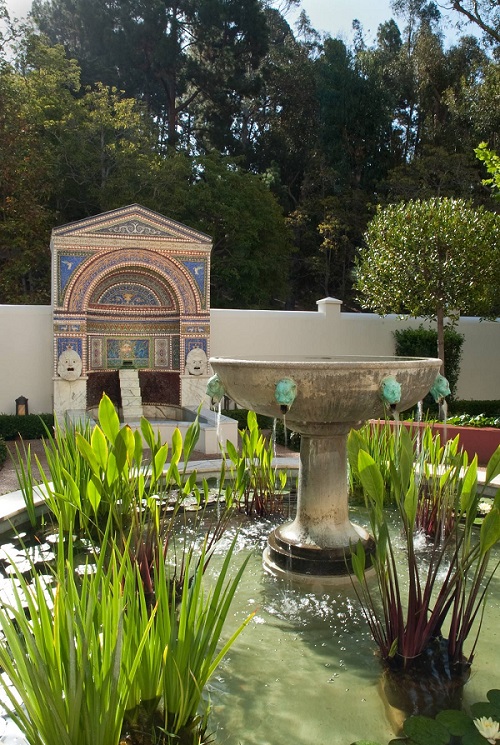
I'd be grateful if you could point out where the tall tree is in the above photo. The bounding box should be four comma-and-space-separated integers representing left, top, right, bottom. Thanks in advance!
448, 0, 500, 44
355, 198, 500, 374
32, 0, 269, 149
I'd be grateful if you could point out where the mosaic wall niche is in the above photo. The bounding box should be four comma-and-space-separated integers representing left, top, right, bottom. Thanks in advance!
51, 205, 212, 414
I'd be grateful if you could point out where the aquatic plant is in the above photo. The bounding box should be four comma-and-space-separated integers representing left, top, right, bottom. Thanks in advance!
0, 510, 251, 745
224, 409, 288, 516
350, 688, 500, 745
122, 533, 253, 743
0, 527, 151, 745
350, 428, 500, 673
348, 422, 468, 539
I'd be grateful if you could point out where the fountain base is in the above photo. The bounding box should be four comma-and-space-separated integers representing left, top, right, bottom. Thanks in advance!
263, 522, 376, 585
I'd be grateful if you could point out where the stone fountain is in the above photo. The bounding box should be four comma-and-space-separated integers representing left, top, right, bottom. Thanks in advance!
209, 355, 442, 583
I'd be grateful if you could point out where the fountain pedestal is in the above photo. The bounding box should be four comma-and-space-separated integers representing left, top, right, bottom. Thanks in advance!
264, 423, 375, 581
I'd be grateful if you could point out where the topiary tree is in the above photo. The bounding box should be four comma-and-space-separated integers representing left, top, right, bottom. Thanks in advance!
354, 197, 500, 378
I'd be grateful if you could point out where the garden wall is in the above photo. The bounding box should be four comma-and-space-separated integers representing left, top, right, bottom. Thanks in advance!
0, 298, 498, 414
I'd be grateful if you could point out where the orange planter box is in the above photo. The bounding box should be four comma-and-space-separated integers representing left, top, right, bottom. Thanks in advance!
378, 421, 500, 467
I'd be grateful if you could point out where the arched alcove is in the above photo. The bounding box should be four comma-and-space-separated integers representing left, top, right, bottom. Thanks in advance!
51, 205, 212, 418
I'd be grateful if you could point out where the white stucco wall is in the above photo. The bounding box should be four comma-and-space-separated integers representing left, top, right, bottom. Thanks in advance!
0, 305, 53, 414
0, 299, 498, 414
210, 298, 500, 402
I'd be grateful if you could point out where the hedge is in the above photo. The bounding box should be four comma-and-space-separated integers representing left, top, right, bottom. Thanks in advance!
0, 437, 6, 469
394, 325, 464, 399
0, 414, 54, 441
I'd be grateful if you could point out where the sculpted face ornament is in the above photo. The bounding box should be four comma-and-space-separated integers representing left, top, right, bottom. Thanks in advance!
185, 347, 207, 376
57, 348, 83, 381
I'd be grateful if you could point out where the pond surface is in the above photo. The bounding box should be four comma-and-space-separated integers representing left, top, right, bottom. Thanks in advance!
203, 507, 500, 745
0, 506, 499, 745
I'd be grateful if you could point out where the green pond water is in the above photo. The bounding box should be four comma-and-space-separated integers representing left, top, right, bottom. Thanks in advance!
202, 508, 500, 745
0, 506, 499, 745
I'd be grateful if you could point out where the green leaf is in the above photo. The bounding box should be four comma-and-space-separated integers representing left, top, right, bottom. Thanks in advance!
403, 474, 418, 529
486, 446, 500, 485
487, 690, 500, 712
462, 724, 496, 745
460, 456, 478, 514
358, 450, 385, 512
91, 425, 108, 470
171, 428, 183, 465
403, 715, 450, 745
347, 429, 367, 476
140, 417, 155, 451
479, 507, 500, 555
470, 701, 500, 720
350, 540, 366, 583
435, 709, 473, 736
75, 432, 100, 475
87, 476, 102, 514
98, 393, 120, 444
153, 444, 168, 482
225, 439, 239, 464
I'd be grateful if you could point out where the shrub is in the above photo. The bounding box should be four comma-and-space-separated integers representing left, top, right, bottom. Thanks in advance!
0, 414, 54, 440
394, 325, 464, 399
221, 408, 274, 430
449, 400, 500, 418
0, 436, 7, 469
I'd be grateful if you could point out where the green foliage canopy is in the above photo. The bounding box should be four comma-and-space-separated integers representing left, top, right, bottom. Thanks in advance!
355, 197, 500, 371
356, 197, 500, 320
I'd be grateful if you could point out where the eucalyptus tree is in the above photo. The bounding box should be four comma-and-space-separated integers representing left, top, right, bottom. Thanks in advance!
355, 198, 500, 375
447, 0, 500, 44
31, 0, 269, 149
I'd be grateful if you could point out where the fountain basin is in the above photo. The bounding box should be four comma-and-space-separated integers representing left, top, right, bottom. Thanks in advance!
210, 355, 442, 582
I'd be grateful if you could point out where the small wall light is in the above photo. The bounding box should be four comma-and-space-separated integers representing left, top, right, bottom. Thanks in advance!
15, 396, 29, 416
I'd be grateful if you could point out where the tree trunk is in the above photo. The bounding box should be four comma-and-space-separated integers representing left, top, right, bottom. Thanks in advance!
436, 305, 445, 376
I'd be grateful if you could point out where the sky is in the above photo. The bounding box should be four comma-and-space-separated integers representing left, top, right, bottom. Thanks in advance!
5, 0, 396, 41
4, 0, 465, 46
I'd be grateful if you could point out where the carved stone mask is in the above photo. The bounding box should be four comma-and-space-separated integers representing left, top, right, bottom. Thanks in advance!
57, 349, 83, 381
185, 348, 207, 376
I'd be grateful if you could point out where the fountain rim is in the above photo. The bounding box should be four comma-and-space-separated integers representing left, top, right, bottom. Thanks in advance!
210, 354, 442, 370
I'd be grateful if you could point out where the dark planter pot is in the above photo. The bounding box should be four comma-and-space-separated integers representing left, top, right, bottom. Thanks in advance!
380, 638, 471, 734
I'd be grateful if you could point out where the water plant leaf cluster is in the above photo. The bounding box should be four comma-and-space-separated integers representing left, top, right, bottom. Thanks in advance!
348, 423, 500, 672
2, 394, 253, 745
223, 409, 288, 516
350, 689, 500, 745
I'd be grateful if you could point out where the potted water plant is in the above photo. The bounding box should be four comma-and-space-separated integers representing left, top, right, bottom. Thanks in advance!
348, 425, 500, 719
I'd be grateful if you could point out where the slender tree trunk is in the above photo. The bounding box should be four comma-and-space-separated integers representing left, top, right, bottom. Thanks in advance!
436, 304, 445, 376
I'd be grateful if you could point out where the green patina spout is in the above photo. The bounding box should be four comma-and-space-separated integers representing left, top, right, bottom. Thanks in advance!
380, 376, 401, 413
430, 373, 451, 403
206, 374, 226, 407
275, 378, 297, 414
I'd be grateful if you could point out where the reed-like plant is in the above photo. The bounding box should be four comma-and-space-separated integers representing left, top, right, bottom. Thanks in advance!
350, 430, 500, 672
0, 527, 152, 745
224, 410, 288, 516
12, 438, 39, 526
123, 533, 253, 742
348, 420, 397, 503
413, 426, 467, 539
348, 422, 469, 540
